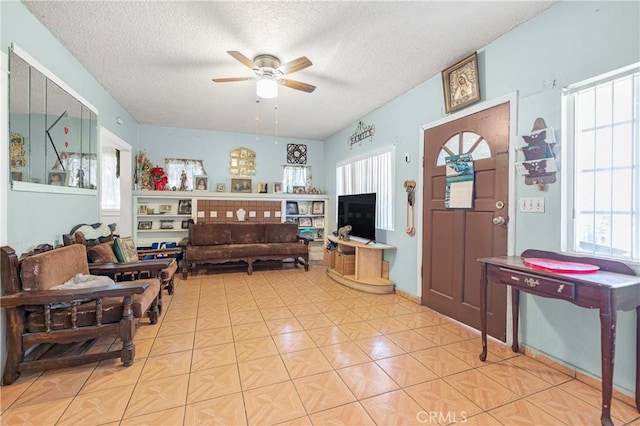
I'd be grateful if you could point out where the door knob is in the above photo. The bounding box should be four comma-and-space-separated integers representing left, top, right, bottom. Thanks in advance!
492, 216, 506, 226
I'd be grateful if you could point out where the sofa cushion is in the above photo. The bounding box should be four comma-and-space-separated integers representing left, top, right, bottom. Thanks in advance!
191, 224, 232, 246
21, 245, 90, 292
87, 242, 119, 264
186, 244, 269, 261
230, 224, 266, 244
263, 242, 309, 256
26, 279, 160, 332
265, 223, 299, 243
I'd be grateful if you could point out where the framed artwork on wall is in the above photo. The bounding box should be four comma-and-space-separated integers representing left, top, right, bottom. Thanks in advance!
441, 52, 480, 114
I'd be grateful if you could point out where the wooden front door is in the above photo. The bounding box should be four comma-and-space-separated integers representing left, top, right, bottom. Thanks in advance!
422, 102, 510, 341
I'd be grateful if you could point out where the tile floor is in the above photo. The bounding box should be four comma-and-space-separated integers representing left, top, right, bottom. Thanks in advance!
1, 263, 639, 425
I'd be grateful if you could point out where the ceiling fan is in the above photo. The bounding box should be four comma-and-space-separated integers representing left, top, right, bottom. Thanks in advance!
212, 51, 316, 98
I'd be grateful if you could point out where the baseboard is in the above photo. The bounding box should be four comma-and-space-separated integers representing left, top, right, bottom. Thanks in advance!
393, 292, 636, 408
395, 288, 420, 304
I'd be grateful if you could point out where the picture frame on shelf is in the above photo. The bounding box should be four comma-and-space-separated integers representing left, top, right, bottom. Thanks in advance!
178, 199, 192, 215
298, 203, 309, 215
292, 186, 306, 194
272, 182, 282, 193
194, 175, 209, 191
138, 204, 148, 215
313, 217, 325, 228
160, 220, 174, 229
138, 221, 152, 230
181, 220, 191, 229
285, 201, 299, 215
159, 204, 172, 214
216, 183, 225, 192
231, 178, 252, 193
312, 201, 324, 215
257, 182, 268, 193
442, 52, 480, 114
48, 171, 67, 186
299, 217, 312, 227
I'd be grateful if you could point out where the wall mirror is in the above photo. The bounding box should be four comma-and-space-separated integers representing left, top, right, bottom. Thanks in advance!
8, 45, 98, 191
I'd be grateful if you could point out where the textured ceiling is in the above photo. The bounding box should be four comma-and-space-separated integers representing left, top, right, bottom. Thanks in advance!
23, 1, 555, 141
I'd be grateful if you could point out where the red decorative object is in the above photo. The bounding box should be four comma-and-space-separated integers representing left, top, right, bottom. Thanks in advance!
150, 166, 168, 191
524, 258, 600, 273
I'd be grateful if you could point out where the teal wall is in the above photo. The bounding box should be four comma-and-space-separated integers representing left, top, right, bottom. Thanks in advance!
137, 125, 325, 192
1, 0, 138, 254
1, 0, 639, 398
324, 1, 639, 394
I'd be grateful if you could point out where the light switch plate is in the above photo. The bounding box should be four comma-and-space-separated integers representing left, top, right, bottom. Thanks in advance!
519, 197, 545, 213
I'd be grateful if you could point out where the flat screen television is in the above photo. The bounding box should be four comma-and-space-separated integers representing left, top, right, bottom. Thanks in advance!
337, 193, 377, 242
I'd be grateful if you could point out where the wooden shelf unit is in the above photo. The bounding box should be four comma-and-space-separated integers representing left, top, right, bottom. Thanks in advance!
325, 235, 395, 294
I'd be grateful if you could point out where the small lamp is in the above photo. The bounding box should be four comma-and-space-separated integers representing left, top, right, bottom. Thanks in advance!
256, 75, 278, 99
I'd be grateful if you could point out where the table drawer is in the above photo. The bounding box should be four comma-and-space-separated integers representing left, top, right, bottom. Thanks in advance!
498, 268, 575, 300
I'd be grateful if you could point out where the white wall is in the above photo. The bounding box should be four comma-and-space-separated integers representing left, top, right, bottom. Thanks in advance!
324, 1, 639, 395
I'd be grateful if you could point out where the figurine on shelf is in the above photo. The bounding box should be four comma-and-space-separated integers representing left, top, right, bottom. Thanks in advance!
76, 168, 85, 188
179, 170, 188, 191
150, 166, 168, 191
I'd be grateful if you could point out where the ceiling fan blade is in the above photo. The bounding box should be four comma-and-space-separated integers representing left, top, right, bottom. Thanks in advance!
227, 51, 257, 70
278, 56, 312, 75
280, 79, 316, 93
212, 77, 254, 83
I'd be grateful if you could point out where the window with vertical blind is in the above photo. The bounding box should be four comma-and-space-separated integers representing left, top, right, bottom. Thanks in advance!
336, 146, 395, 230
562, 63, 639, 262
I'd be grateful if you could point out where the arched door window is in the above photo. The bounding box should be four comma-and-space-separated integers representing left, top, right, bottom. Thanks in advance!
436, 132, 491, 166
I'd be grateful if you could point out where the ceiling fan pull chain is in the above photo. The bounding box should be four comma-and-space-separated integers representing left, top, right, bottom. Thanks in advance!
274, 105, 279, 145
255, 98, 261, 140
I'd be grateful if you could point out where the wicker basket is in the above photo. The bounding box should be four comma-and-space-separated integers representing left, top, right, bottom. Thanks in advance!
335, 252, 355, 275
324, 249, 335, 268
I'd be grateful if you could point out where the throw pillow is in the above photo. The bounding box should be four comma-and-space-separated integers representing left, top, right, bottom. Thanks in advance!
113, 237, 139, 263
86, 242, 119, 264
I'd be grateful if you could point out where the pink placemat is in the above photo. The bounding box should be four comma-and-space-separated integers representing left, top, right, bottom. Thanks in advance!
524, 258, 600, 273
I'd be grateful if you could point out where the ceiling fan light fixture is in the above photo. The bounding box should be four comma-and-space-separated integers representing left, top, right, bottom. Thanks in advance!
256, 75, 278, 99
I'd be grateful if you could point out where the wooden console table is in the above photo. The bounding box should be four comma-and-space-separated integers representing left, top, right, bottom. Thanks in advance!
478, 250, 640, 426
325, 235, 395, 294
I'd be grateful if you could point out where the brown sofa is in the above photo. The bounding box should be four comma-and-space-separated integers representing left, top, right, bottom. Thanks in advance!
181, 222, 310, 277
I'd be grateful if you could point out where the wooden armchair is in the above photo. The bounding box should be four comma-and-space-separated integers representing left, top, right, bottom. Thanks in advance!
63, 223, 179, 295
0, 244, 164, 385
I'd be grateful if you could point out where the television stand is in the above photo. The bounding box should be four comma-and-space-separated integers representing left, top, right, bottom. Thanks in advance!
325, 235, 395, 294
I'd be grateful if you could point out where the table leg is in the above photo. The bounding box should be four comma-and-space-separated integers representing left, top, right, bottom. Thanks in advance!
599, 300, 616, 426
512, 287, 520, 353
479, 263, 488, 362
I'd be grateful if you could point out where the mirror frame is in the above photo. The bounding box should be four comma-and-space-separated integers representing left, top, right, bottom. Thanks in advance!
8, 44, 99, 195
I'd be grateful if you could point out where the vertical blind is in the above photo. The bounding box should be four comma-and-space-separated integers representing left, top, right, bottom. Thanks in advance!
101, 149, 119, 209
336, 146, 395, 230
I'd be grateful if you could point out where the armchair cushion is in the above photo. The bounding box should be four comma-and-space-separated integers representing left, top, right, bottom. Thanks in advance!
26, 278, 160, 332
87, 241, 119, 264
21, 245, 90, 291
113, 237, 139, 263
